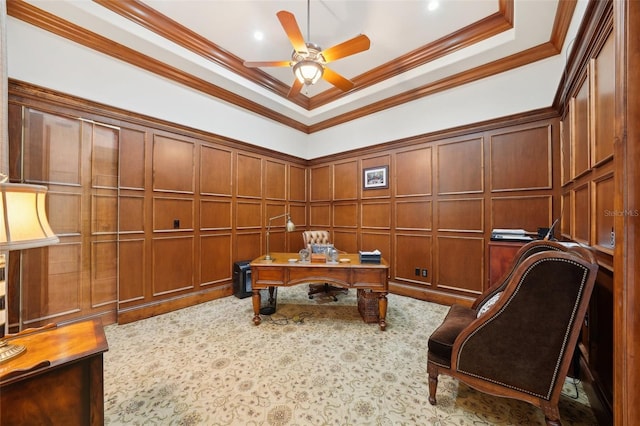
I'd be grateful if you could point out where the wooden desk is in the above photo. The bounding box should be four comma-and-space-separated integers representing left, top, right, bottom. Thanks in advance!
250, 253, 390, 330
0, 320, 108, 425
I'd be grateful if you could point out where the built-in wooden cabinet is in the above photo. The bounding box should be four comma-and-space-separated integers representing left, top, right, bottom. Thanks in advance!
559, 10, 614, 424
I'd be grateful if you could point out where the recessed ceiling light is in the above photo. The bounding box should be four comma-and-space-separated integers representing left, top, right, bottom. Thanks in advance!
427, 0, 440, 12
254, 31, 264, 41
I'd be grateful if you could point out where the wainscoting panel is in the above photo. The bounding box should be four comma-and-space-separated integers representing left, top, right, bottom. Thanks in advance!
152, 236, 195, 295
396, 200, 432, 231
153, 197, 195, 231
490, 125, 552, 191
289, 165, 307, 202
361, 202, 391, 229
333, 160, 358, 200
92, 193, 118, 234
572, 75, 590, 179
119, 128, 146, 190
310, 164, 332, 201
200, 234, 232, 285
119, 195, 145, 233
237, 152, 263, 199
236, 201, 262, 229
200, 145, 232, 196
573, 183, 590, 244
395, 147, 432, 197
437, 198, 484, 233
395, 234, 432, 285
48, 191, 82, 235
333, 203, 358, 228
200, 199, 232, 230
490, 195, 552, 231
310, 203, 331, 227
437, 137, 484, 195
90, 240, 117, 308
118, 239, 145, 304
153, 135, 195, 193
265, 159, 286, 201
436, 236, 484, 295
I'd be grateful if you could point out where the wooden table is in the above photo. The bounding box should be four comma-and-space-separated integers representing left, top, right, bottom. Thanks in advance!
0, 320, 109, 425
250, 253, 390, 330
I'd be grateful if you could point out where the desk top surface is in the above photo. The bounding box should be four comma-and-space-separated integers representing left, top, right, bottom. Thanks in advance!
1, 320, 108, 384
251, 253, 388, 268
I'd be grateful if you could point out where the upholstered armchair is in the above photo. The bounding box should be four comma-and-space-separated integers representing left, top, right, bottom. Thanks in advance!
302, 230, 348, 301
427, 241, 598, 426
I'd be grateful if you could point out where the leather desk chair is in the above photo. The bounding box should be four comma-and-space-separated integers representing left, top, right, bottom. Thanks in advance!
302, 230, 348, 301
427, 241, 598, 426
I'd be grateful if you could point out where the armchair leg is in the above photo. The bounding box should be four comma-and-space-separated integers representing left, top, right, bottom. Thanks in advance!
427, 361, 439, 405
541, 401, 562, 426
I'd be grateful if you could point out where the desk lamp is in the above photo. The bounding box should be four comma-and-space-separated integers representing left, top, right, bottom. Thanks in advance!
264, 212, 295, 261
0, 178, 59, 363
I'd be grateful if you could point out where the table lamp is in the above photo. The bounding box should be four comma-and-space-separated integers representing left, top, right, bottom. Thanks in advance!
264, 212, 295, 261
0, 179, 59, 363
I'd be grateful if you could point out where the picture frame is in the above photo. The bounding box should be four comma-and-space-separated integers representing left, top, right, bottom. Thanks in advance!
363, 165, 389, 189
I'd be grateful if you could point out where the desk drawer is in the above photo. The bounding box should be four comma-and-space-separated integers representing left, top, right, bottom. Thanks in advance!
253, 267, 285, 284
352, 269, 387, 289
289, 267, 350, 285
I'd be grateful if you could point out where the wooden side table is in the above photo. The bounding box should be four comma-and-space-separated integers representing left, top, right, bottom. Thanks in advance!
0, 320, 108, 425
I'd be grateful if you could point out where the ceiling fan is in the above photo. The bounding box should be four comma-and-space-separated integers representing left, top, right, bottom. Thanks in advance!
243, 1, 370, 97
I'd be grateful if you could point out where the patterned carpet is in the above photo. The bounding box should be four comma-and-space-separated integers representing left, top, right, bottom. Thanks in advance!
103, 286, 598, 425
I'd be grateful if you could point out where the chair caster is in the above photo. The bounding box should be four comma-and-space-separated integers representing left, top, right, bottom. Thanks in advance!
309, 295, 314, 299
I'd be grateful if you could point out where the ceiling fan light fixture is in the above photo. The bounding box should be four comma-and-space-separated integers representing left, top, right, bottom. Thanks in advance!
293, 60, 324, 85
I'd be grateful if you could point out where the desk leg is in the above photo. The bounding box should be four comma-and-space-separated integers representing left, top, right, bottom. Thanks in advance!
252, 290, 262, 325
378, 293, 388, 331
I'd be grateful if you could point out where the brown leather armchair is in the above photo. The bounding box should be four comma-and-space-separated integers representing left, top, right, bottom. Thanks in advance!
302, 230, 348, 301
427, 241, 598, 426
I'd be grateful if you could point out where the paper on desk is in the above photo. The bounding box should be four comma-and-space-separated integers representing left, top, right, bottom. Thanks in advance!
359, 249, 381, 255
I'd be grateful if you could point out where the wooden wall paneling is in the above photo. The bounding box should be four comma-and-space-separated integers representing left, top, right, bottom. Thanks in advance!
118, 238, 145, 304
152, 135, 195, 193
92, 193, 118, 234
591, 30, 615, 166
236, 201, 261, 229
119, 194, 145, 233
119, 128, 146, 189
310, 164, 332, 201
288, 164, 306, 202
235, 232, 262, 262
200, 199, 232, 230
395, 146, 432, 197
309, 203, 331, 228
437, 198, 484, 233
361, 155, 391, 199
436, 236, 484, 295
361, 232, 390, 259
152, 236, 194, 295
236, 152, 262, 199
490, 195, 553, 231
287, 203, 307, 253
21, 243, 81, 326
200, 144, 232, 196
593, 172, 615, 254
90, 239, 117, 308
437, 137, 484, 195
48, 191, 82, 235
572, 182, 590, 244
395, 233, 432, 285
333, 202, 358, 228
91, 124, 119, 188
561, 118, 573, 186
561, 191, 572, 239
333, 160, 358, 200
361, 202, 391, 230
23, 109, 82, 186
572, 74, 591, 179
264, 159, 286, 200
333, 230, 358, 253
153, 197, 194, 231
200, 234, 232, 286
396, 200, 432, 231
490, 125, 553, 192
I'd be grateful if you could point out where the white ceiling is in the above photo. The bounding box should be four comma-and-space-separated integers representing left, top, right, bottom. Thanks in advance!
13, 0, 584, 132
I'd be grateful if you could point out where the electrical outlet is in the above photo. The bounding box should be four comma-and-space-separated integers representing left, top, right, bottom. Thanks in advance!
421, 269, 428, 278
173, 219, 180, 229
415, 268, 421, 276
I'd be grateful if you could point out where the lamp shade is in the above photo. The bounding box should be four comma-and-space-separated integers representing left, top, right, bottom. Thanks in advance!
0, 183, 59, 250
293, 60, 324, 85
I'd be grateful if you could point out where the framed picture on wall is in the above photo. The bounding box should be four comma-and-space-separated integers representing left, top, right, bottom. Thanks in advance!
363, 166, 389, 189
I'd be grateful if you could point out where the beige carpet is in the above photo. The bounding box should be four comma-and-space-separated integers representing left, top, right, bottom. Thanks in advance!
103, 286, 598, 425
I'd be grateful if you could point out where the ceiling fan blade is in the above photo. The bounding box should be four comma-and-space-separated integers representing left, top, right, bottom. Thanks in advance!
243, 60, 292, 68
288, 78, 304, 97
277, 11, 308, 54
321, 34, 370, 63
322, 67, 354, 92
